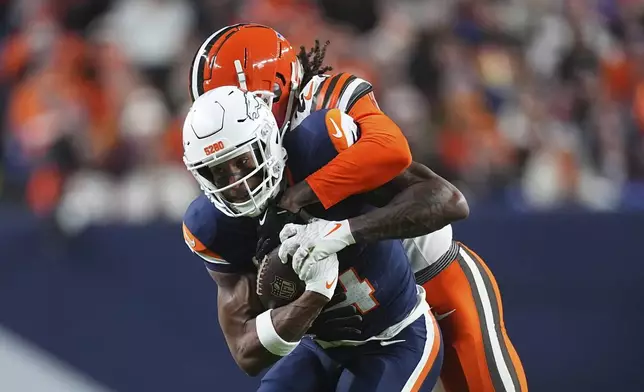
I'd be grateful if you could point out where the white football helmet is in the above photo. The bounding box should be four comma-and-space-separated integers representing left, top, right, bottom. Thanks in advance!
183, 86, 287, 217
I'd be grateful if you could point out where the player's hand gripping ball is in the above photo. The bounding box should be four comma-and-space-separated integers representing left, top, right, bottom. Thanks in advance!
256, 247, 364, 340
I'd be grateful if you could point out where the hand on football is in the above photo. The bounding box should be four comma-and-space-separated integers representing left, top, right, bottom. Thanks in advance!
300, 252, 339, 300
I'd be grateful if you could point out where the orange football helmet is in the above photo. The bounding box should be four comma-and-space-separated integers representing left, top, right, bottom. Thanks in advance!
188, 23, 303, 130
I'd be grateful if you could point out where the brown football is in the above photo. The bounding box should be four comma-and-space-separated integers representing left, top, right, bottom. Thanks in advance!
256, 246, 306, 310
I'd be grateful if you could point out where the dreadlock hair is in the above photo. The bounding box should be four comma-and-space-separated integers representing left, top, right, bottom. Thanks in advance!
297, 40, 333, 88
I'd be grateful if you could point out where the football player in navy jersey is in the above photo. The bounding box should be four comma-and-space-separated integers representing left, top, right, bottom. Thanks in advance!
187, 22, 527, 392
182, 86, 442, 391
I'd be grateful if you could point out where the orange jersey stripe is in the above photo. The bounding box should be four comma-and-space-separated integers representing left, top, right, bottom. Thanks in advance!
314, 78, 332, 111
327, 73, 353, 109
182, 222, 224, 260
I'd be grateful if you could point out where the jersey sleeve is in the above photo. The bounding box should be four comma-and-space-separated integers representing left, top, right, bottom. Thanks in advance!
305, 77, 412, 209
311, 73, 374, 114
182, 196, 255, 274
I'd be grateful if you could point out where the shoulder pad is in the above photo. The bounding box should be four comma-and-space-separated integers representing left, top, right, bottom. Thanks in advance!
291, 73, 373, 129
316, 72, 373, 113
182, 195, 229, 266
182, 195, 259, 273
284, 108, 360, 184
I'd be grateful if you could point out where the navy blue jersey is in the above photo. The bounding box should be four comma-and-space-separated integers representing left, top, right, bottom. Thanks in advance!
183, 109, 418, 339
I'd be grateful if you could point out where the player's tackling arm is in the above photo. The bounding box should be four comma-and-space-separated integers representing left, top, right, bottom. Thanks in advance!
279, 162, 468, 264
349, 162, 469, 242
211, 270, 329, 376
280, 89, 411, 212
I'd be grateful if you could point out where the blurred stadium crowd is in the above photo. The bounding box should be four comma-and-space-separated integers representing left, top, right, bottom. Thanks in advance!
1, 0, 644, 233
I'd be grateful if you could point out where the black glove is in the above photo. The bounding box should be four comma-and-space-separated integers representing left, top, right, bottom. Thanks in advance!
307, 291, 364, 341
255, 200, 299, 262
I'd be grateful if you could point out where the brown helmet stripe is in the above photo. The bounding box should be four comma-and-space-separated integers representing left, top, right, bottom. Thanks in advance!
189, 24, 248, 101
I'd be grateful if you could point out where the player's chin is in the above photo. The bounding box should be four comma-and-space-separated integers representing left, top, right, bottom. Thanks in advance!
225, 195, 251, 205
223, 179, 267, 208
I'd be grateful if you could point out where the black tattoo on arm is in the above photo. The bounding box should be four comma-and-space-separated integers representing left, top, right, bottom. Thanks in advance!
349, 162, 469, 243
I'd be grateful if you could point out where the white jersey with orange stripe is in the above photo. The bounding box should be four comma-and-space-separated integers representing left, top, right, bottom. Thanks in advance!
287, 72, 454, 276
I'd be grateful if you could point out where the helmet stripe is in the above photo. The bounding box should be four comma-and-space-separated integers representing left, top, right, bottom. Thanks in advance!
189, 24, 247, 102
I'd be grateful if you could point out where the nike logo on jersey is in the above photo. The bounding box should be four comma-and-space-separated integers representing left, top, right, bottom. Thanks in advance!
324, 223, 342, 237
325, 277, 337, 289
258, 209, 269, 226
259, 209, 288, 226
329, 118, 343, 138
304, 83, 315, 100
434, 309, 455, 321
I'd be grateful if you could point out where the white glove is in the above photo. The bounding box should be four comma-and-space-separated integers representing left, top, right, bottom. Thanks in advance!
278, 218, 355, 273
300, 253, 340, 300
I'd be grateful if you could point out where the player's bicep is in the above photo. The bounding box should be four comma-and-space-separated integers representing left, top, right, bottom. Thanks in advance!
348, 93, 410, 158
363, 162, 441, 207
210, 271, 263, 321
209, 271, 263, 341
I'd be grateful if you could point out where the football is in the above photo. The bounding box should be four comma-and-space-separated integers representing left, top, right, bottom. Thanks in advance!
256, 246, 306, 309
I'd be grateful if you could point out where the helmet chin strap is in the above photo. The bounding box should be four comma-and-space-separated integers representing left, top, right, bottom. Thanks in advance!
279, 60, 303, 136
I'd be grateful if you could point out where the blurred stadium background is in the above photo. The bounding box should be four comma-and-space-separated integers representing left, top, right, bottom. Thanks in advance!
0, 0, 643, 391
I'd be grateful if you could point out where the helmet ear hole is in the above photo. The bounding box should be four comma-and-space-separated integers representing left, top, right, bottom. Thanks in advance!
272, 81, 283, 103
273, 72, 287, 103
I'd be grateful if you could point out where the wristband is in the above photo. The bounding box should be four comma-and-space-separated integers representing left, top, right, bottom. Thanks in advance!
256, 309, 300, 356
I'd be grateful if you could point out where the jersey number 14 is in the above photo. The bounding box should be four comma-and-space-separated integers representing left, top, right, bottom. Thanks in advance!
333, 268, 379, 315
